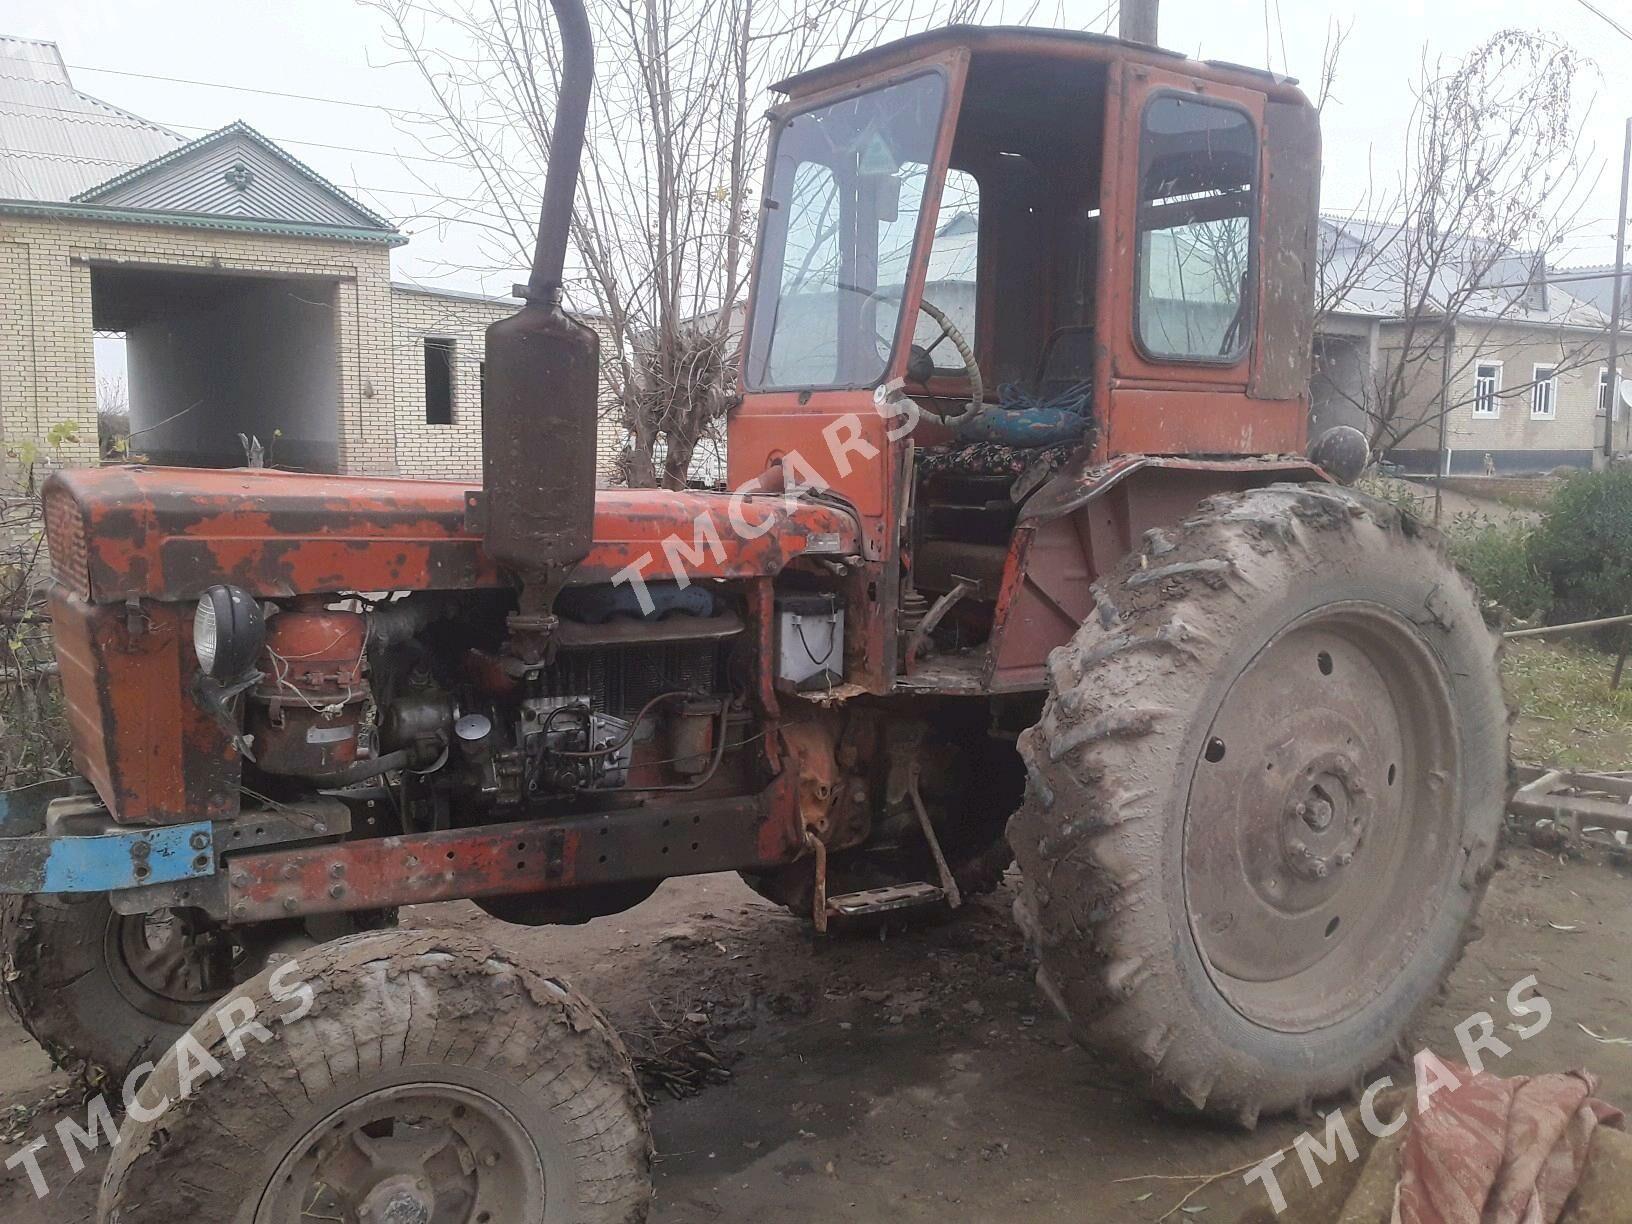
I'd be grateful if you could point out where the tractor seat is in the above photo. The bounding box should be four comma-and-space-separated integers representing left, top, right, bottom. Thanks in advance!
915, 437, 1083, 482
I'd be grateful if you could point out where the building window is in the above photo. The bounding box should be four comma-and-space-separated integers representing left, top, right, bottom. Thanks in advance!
424, 338, 455, 425
1530, 364, 1557, 420
1472, 362, 1501, 417
1601, 367, 1621, 420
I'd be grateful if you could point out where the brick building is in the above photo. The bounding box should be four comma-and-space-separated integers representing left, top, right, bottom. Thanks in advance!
1312, 217, 1616, 475
0, 35, 625, 486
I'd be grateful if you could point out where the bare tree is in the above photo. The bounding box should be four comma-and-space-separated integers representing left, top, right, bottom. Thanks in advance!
369, 0, 1005, 487
1315, 30, 1604, 453
97, 375, 130, 460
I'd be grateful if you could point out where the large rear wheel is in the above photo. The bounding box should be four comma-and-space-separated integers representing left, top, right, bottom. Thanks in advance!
1008, 484, 1508, 1124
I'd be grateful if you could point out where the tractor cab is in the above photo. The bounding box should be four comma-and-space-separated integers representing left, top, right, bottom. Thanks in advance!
740, 27, 1319, 440
729, 28, 1322, 687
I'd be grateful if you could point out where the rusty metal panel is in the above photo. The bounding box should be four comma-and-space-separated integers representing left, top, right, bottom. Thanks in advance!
42, 467, 860, 604
770, 28, 1309, 106
224, 776, 805, 922
1107, 387, 1306, 456
49, 590, 240, 826
1250, 100, 1320, 403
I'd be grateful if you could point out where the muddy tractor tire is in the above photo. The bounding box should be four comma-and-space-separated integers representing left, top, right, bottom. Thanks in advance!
98, 928, 653, 1224
0, 891, 390, 1090
1008, 484, 1508, 1125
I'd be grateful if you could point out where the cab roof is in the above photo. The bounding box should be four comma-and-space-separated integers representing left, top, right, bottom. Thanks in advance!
772, 25, 1309, 107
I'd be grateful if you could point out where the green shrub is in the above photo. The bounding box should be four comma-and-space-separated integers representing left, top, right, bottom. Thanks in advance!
0, 491, 71, 789
1529, 466, 1632, 628
1444, 513, 1552, 621
1356, 474, 1430, 518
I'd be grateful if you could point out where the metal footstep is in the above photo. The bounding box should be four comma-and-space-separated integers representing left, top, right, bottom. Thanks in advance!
826, 882, 945, 918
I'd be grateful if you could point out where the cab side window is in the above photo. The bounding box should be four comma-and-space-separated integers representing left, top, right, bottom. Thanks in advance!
1135, 96, 1257, 363
916, 168, 980, 372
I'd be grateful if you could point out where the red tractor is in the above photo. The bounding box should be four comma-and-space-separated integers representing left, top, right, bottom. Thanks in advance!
1, 6, 1506, 1220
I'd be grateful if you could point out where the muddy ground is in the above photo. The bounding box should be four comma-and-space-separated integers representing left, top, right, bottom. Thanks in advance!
3, 842, 1632, 1223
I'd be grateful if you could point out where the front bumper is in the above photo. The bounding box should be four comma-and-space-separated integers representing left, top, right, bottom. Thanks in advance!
0, 778, 215, 895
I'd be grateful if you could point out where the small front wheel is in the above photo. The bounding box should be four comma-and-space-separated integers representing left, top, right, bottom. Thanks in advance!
1, 893, 248, 1087
1, 892, 392, 1088
98, 928, 653, 1224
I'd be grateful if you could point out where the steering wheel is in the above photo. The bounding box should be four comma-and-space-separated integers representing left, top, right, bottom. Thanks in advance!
861, 290, 984, 423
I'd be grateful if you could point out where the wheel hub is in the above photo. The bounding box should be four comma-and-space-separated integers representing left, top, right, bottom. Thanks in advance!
1278, 751, 1372, 882
104, 907, 255, 1026
359, 1173, 435, 1224
258, 1082, 543, 1223
1183, 604, 1459, 1033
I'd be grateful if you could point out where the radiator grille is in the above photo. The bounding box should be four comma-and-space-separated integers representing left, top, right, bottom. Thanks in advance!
43, 486, 90, 599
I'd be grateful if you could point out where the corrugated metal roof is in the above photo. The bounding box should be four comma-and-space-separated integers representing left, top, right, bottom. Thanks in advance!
0, 196, 407, 245
0, 35, 182, 201
1552, 264, 1628, 319
391, 280, 518, 306
1321, 216, 1608, 330
78, 121, 396, 233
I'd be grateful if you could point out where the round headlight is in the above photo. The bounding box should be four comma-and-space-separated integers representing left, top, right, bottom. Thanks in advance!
193, 596, 220, 675
192, 585, 265, 681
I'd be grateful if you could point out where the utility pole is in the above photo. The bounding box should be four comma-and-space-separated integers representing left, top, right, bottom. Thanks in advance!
1119, 0, 1159, 46
1434, 319, 1454, 525
1605, 117, 1629, 461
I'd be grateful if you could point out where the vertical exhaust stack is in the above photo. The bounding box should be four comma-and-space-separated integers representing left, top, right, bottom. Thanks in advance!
481, 0, 598, 666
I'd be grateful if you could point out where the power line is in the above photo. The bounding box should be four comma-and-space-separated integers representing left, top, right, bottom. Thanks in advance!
0, 95, 470, 169
1573, 0, 1632, 43
62, 61, 448, 122
0, 56, 510, 129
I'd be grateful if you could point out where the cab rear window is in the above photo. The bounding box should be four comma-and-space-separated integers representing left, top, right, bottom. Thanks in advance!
1135, 95, 1257, 363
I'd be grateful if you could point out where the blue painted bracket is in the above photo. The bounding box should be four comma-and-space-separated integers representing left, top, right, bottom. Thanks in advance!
0, 780, 216, 895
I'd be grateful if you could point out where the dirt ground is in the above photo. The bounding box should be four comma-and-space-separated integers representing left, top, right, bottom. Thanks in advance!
3, 841, 1632, 1223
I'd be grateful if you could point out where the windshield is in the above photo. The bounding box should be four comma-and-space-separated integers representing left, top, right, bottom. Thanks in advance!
745, 72, 949, 391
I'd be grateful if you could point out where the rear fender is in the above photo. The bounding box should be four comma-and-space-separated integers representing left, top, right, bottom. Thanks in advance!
983, 455, 1327, 690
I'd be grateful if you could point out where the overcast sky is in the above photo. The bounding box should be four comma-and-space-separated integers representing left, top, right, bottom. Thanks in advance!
18, 0, 1632, 301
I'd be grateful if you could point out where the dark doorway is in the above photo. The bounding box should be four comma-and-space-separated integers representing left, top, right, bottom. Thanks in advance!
423, 337, 455, 425
90, 265, 341, 472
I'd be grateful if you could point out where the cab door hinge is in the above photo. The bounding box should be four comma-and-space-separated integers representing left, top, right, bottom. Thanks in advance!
124, 596, 147, 640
